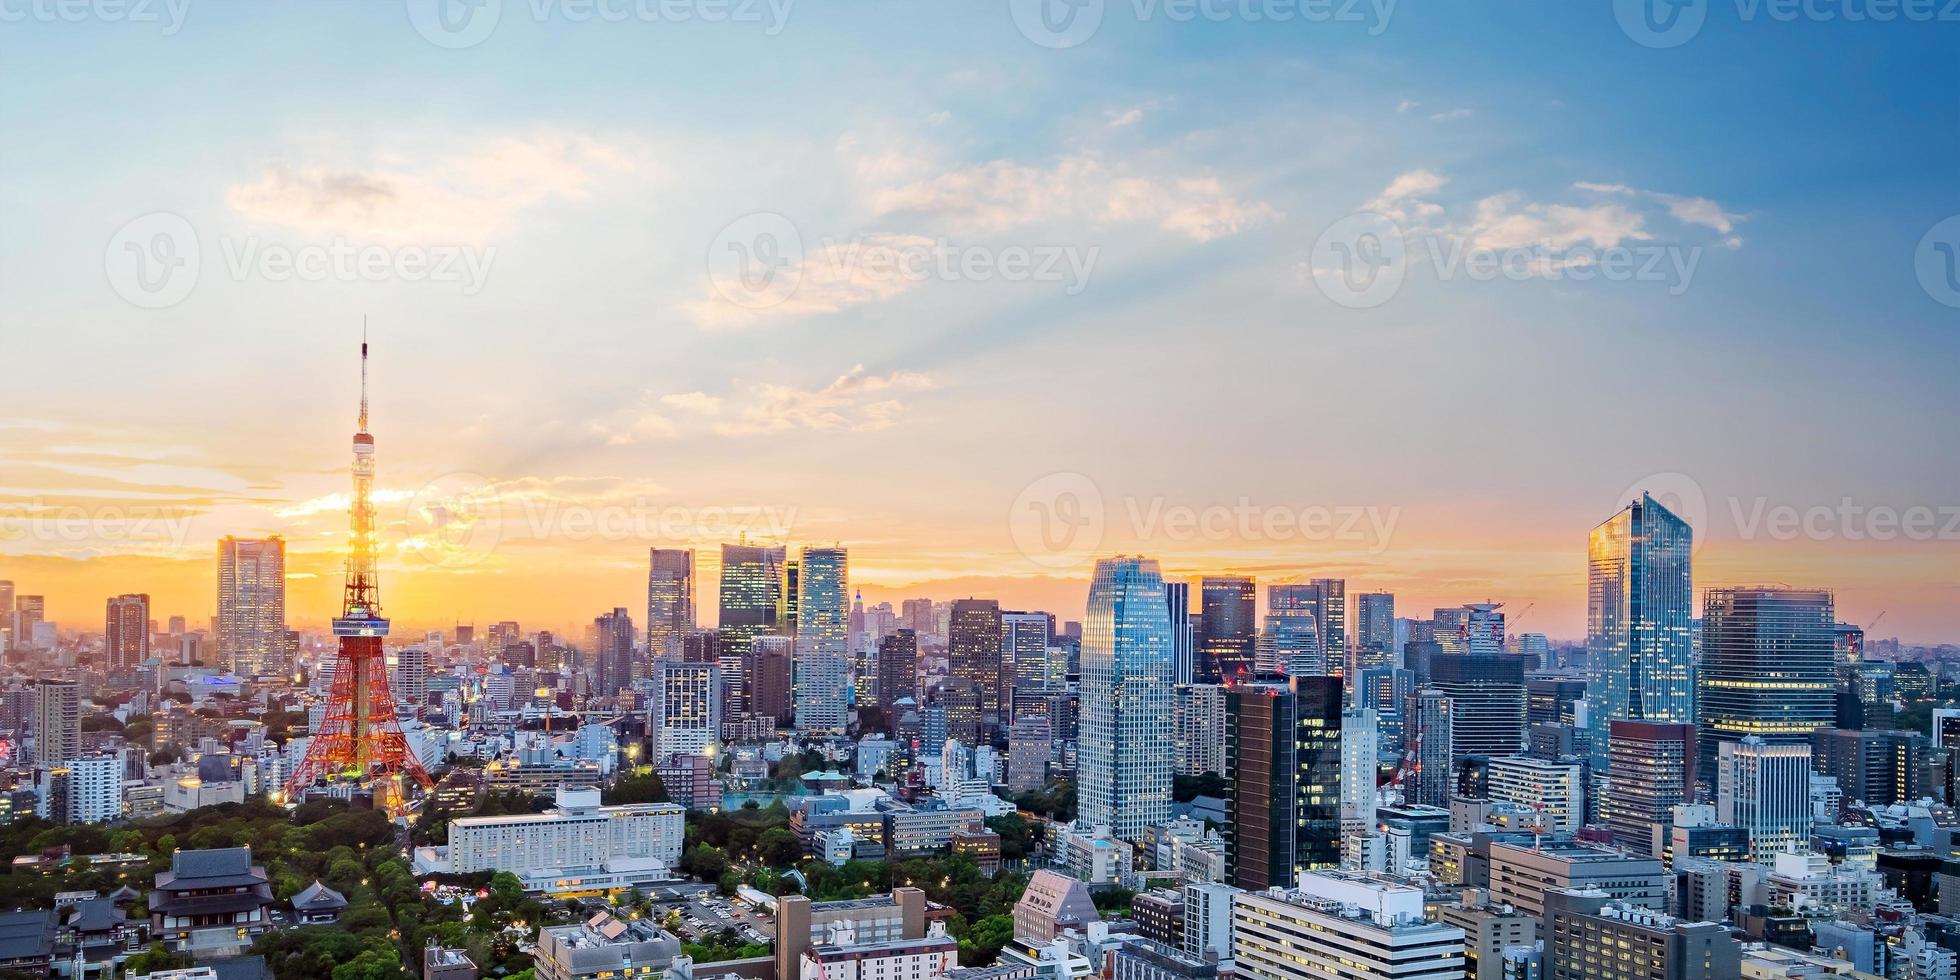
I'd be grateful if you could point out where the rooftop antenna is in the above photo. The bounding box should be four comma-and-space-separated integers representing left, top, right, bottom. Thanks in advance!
359, 315, 370, 433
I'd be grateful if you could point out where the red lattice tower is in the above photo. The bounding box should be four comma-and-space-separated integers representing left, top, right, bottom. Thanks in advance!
287, 332, 432, 815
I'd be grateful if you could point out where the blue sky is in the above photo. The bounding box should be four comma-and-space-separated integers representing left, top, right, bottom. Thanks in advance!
1, 1, 1956, 640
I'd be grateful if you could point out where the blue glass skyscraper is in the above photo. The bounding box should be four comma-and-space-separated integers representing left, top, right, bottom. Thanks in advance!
1586, 493, 1694, 769
1080, 556, 1176, 841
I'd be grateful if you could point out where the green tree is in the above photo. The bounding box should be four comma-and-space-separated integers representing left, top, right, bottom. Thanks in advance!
604, 771, 669, 805
123, 943, 192, 976
958, 914, 1015, 966
757, 828, 802, 868
331, 946, 411, 980
490, 871, 526, 909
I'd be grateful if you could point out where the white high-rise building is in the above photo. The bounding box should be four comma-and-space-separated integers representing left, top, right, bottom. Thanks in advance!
1079, 556, 1176, 842
393, 645, 430, 708
1341, 707, 1379, 829
938, 739, 995, 805
1486, 754, 1586, 833
218, 536, 287, 676
1174, 684, 1227, 777
795, 546, 850, 734
1718, 737, 1813, 860
1232, 871, 1466, 980
439, 787, 685, 892
1183, 882, 1238, 968
657, 660, 721, 757
36, 754, 122, 824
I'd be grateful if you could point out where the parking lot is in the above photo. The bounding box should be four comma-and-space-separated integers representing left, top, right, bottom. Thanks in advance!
667, 893, 773, 944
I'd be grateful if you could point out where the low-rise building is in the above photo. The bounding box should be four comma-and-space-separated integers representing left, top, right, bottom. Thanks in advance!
148, 848, 274, 955
534, 912, 681, 980
1230, 871, 1466, 980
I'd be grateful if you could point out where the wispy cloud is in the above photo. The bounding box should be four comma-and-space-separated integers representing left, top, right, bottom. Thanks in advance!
227, 131, 647, 243
715, 366, 937, 436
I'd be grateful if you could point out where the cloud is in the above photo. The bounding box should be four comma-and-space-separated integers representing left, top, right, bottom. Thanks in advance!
1107, 107, 1145, 128
686, 233, 937, 328
227, 132, 646, 243
660, 392, 724, 415
1396, 99, 1420, 113
1429, 108, 1474, 121
1573, 181, 1747, 247
715, 366, 937, 436
851, 144, 1275, 243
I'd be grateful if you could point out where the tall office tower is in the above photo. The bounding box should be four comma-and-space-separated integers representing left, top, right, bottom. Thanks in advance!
1266, 584, 1324, 676
645, 548, 695, 663
104, 593, 150, 673
794, 546, 850, 734
1432, 607, 1470, 654
719, 542, 783, 663
1165, 582, 1196, 685
1358, 666, 1414, 747
1342, 707, 1380, 828
1309, 579, 1347, 671
1586, 493, 1694, 771
1226, 674, 1344, 888
217, 535, 287, 676
948, 599, 1004, 729
592, 608, 635, 696
1602, 720, 1696, 857
1831, 623, 1865, 668
1000, 610, 1053, 719
1697, 587, 1836, 773
656, 660, 721, 756
902, 598, 935, 635
486, 621, 520, 659
34, 679, 80, 765
751, 635, 795, 724
1428, 653, 1528, 757
1407, 688, 1454, 807
1080, 556, 1176, 841
1528, 675, 1588, 727
1717, 737, 1812, 859
0, 580, 12, 649
877, 629, 918, 710
394, 645, 430, 707
1354, 591, 1396, 675
1199, 575, 1256, 682
1174, 683, 1228, 777
13, 593, 46, 650
1514, 633, 1550, 667
778, 557, 798, 636
1461, 603, 1505, 655
1812, 728, 1926, 810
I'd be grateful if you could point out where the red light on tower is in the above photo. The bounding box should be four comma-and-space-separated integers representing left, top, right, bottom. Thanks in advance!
287, 329, 434, 815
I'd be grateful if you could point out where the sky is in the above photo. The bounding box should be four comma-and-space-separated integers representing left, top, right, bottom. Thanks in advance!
1, 1, 1957, 643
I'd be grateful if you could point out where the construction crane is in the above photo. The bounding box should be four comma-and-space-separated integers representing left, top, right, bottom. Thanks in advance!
1380, 730, 1422, 792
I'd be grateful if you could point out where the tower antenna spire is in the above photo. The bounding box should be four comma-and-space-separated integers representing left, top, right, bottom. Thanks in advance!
359, 316, 370, 433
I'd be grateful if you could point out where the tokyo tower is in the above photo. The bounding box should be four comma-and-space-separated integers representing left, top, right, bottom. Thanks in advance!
287, 332, 433, 814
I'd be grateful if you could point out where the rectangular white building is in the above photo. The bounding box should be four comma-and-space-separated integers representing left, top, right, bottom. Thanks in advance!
1485, 755, 1585, 833
1717, 737, 1812, 860
439, 788, 684, 893
1231, 872, 1465, 980
656, 660, 720, 757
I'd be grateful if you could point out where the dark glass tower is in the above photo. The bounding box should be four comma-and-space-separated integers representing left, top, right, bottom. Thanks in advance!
1225, 674, 1343, 889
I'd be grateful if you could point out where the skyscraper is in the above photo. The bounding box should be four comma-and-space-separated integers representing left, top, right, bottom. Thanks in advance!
646, 548, 695, 662
1341, 707, 1380, 829
104, 593, 150, 673
34, 679, 79, 765
1266, 584, 1324, 676
1309, 578, 1347, 671
876, 629, 918, 710
1717, 737, 1812, 860
217, 536, 286, 676
1000, 610, 1053, 721
1428, 653, 1528, 757
1355, 591, 1396, 675
656, 660, 721, 756
1697, 587, 1835, 773
1165, 581, 1195, 685
1602, 720, 1696, 857
719, 542, 783, 662
1226, 674, 1344, 889
1586, 494, 1694, 770
1080, 556, 1176, 841
1199, 575, 1256, 682
1408, 688, 1454, 807
592, 608, 635, 696
794, 546, 849, 734
949, 599, 1004, 730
